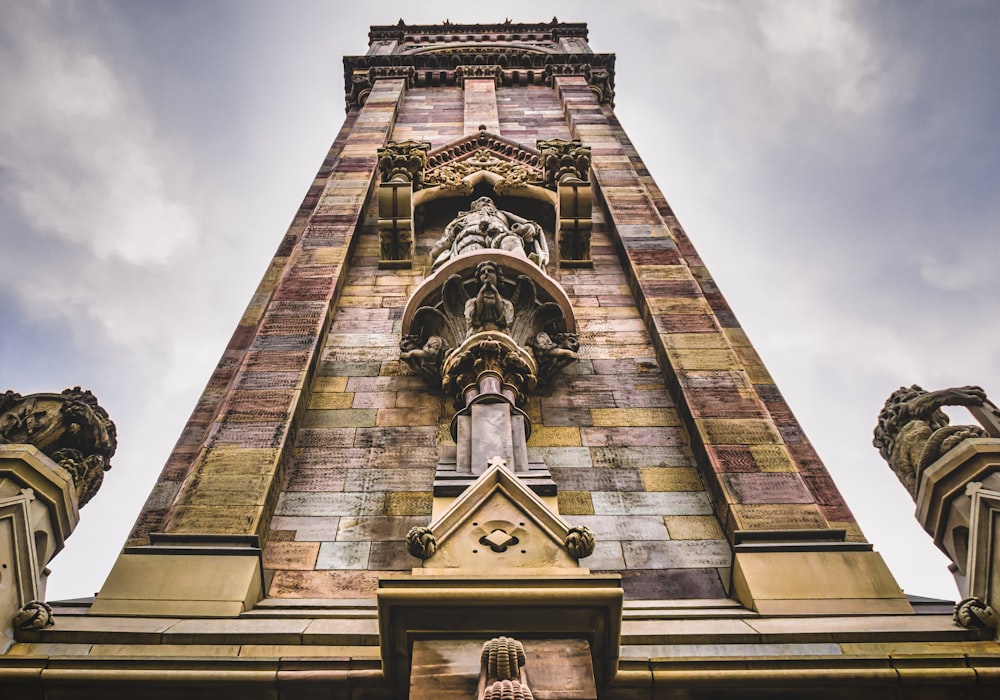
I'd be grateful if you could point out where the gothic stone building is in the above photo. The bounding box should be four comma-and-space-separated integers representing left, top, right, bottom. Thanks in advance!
3, 20, 1000, 700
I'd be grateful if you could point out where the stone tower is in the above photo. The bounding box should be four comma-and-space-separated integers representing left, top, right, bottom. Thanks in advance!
4, 20, 999, 700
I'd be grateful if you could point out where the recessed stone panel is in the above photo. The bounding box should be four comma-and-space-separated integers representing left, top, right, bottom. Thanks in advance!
316, 541, 371, 570
591, 491, 712, 516
722, 473, 814, 504
275, 492, 386, 517
622, 540, 731, 569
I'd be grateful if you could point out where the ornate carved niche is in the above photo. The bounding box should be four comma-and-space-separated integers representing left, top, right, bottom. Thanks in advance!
377, 140, 430, 268
538, 138, 593, 267
401, 250, 578, 408
0, 387, 117, 507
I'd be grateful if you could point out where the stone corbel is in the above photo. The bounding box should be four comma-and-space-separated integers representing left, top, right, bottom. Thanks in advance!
377, 140, 430, 268
456, 64, 503, 87
538, 139, 593, 267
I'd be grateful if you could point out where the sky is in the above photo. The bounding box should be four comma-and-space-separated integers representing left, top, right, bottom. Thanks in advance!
1, 1, 999, 602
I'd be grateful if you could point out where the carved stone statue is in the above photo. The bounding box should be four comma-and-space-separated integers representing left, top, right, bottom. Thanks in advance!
527, 331, 579, 380
399, 334, 450, 383
429, 197, 549, 271
465, 261, 515, 334
873, 385, 988, 498
0, 387, 117, 507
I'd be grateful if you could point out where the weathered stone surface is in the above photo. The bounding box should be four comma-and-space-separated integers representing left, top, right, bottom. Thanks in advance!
316, 541, 371, 569
617, 568, 727, 600
722, 473, 814, 504
591, 491, 712, 515
663, 515, 726, 540
622, 540, 731, 569
567, 515, 670, 541
275, 492, 386, 517
269, 516, 340, 541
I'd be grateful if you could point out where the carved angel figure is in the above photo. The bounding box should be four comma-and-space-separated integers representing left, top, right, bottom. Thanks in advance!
527, 331, 579, 380
428, 197, 549, 271
873, 385, 988, 497
465, 261, 515, 333
409, 260, 565, 350
399, 334, 450, 382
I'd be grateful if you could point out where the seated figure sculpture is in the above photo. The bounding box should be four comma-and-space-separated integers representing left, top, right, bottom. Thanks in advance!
873, 384, 989, 497
429, 196, 549, 271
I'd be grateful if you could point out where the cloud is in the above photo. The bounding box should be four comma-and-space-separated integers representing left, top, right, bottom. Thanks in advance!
0, 3, 198, 266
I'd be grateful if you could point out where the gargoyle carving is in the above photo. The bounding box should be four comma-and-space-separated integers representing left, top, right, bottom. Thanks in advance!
873, 385, 988, 498
0, 387, 117, 507
428, 197, 549, 271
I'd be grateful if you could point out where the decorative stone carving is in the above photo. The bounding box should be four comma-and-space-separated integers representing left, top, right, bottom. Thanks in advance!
482, 636, 525, 680
428, 198, 549, 271
537, 138, 593, 267
484, 680, 535, 700
13, 600, 53, 630
528, 332, 580, 380
343, 34, 615, 111
404, 257, 575, 401
425, 149, 540, 196
873, 385, 989, 498
377, 140, 431, 187
377, 140, 430, 268
537, 138, 591, 189
565, 525, 596, 559
456, 64, 503, 86
0, 387, 117, 507
405, 526, 437, 560
478, 636, 534, 700
442, 334, 537, 409
954, 597, 998, 630
399, 335, 450, 383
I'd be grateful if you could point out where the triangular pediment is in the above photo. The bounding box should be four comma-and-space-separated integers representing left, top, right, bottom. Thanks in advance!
416, 465, 586, 572
422, 130, 544, 194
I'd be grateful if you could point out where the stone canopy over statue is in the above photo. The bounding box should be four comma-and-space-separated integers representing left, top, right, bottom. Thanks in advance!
429, 196, 549, 272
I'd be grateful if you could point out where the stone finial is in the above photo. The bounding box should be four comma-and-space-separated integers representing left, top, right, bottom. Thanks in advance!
481, 635, 526, 680
484, 679, 535, 700
405, 526, 437, 559
0, 387, 117, 507
954, 597, 998, 630
565, 525, 595, 559
13, 600, 54, 630
873, 385, 989, 498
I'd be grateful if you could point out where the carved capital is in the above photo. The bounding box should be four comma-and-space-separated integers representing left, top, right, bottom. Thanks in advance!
537, 138, 591, 189
377, 140, 431, 187
442, 333, 537, 409
0, 387, 117, 507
